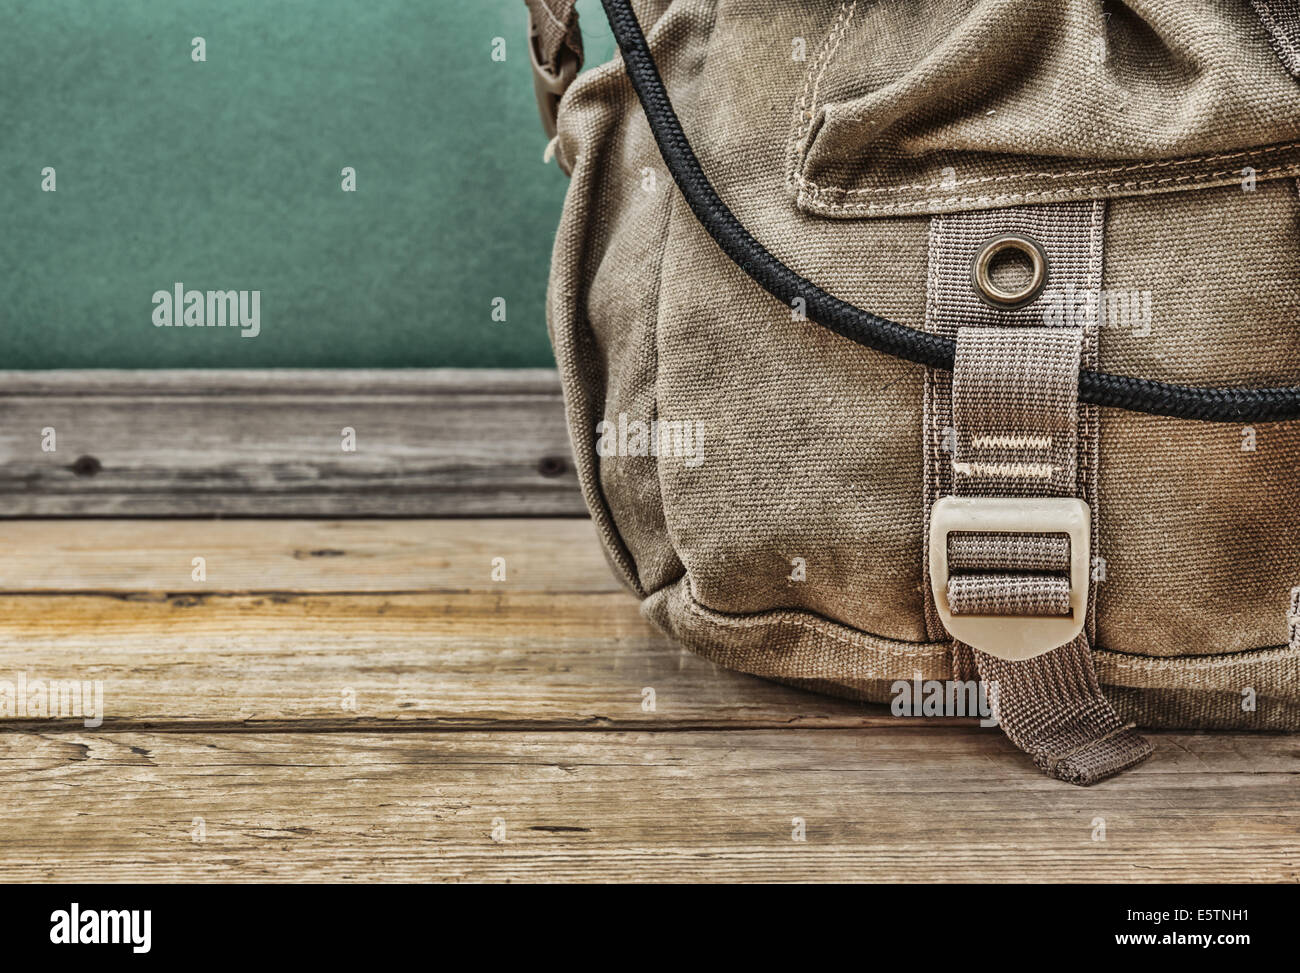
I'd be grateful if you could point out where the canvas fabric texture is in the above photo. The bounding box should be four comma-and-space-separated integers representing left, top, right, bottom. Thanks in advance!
545, 0, 1300, 734
1252, 0, 1300, 77
526, 0, 584, 73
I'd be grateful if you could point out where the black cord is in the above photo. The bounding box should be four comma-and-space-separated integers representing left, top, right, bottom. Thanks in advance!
600, 0, 1300, 423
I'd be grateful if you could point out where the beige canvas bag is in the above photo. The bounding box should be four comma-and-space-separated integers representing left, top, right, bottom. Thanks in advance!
528, 0, 1300, 783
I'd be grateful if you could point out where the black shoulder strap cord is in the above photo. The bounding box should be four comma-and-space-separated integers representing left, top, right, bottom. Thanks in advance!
599, 0, 1300, 423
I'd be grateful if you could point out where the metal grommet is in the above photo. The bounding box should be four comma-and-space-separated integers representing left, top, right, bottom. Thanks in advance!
971, 234, 1049, 309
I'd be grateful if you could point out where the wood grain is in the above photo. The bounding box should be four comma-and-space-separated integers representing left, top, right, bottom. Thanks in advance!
1, 730, 1294, 883
0, 369, 584, 517
0, 519, 875, 728
1, 517, 1295, 883
0, 590, 887, 729
0, 518, 621, 593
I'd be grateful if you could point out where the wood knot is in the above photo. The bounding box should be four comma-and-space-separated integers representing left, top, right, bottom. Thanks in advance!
536, 455, 567, 478
70, 455, 102, 477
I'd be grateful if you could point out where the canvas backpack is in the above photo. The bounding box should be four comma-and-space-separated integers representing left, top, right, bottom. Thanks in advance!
527, 0, 1300, 784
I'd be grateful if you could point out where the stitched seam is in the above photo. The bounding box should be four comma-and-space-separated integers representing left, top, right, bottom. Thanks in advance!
799, 139, 1300, 197
536, 0, 568, 31
790, 2, 858, 181
1252, 0, 1300, 74
806, 162, 1300, 203
972, 435, 1052, 449
921, 217, 943, 642
795, 162, 1300, 214
681, 593, 1300, 673
953, 460, 1055, 478
785, 0, 858, 194
684, 598, 948, 660
1095, 643, 1300, 673
1083, 199, 1104, 641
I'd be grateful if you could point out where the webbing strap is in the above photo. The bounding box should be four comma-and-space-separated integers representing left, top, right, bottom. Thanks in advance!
526, 0, 583, 140
949, 326, 1152, 783
973, 641, 1153, 785
1251, 0, 1300, 78
526, 0, 582, 72
926, 204, 1152, 785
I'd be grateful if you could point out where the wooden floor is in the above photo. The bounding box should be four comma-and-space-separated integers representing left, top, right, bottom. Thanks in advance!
0, 518, 1296, 883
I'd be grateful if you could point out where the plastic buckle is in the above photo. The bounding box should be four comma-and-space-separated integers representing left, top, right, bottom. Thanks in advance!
929, 496, 1090, 661
529, 24, 579, 141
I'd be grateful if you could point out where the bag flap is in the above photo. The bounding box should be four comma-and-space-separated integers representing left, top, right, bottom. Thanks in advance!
787, 0, 1300, 218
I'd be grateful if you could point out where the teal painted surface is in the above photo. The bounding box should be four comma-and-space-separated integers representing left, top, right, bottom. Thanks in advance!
0, 0, 613, 367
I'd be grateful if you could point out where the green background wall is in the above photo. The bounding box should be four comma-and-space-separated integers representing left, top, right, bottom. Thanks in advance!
1, 0, 613, 368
